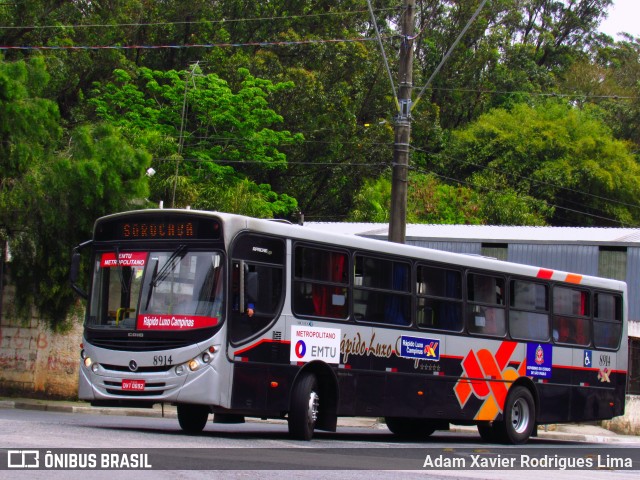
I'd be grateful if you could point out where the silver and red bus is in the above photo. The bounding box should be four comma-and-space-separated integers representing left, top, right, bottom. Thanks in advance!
71, 209, 627, 443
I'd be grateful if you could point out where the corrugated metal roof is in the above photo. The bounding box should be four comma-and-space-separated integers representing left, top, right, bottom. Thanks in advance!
304, 223, 640, 245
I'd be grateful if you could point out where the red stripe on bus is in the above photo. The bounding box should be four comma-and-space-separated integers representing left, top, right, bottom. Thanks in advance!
537, 268, 554, 279
234, 338, 290, 356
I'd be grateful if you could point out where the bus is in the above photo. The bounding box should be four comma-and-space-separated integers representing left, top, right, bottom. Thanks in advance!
70, 209, 628, 444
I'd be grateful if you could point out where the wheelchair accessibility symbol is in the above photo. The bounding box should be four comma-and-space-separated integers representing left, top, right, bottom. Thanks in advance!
583, 350, 592, 368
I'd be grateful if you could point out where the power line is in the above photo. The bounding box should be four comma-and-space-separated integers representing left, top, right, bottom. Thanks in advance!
0, 8, 397, 31
0, 36, 384, 51
420, 86, 640, 101
152, 157, 390, 168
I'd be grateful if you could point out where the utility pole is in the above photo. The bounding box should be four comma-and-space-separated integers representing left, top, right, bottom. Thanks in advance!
388, 0, 415, 244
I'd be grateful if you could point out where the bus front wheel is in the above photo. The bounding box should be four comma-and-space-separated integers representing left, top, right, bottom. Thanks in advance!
288, 373, 319, 441
177, 404, 210, 434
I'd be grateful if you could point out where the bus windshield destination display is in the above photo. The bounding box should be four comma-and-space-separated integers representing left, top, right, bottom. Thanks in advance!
94, 214, 221, 241
123, 221, 194, 239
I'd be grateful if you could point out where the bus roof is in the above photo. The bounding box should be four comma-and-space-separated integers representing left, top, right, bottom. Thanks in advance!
97, 209, 626, 292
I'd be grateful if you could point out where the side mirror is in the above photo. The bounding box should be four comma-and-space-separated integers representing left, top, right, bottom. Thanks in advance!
70, 242, 92, 299
70, 252, 81, 284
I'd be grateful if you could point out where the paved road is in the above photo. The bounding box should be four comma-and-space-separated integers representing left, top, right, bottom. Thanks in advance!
0, 399, 639, 480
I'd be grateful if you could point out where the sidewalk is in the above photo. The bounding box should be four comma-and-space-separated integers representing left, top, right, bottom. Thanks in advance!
1, 397, 639, 444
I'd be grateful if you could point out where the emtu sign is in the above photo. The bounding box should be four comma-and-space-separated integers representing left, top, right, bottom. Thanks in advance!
290, 325, 340, 364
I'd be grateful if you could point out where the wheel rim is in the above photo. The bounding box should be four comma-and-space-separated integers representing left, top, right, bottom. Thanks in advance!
307, 390, 319, 426
511, 397, 530, 434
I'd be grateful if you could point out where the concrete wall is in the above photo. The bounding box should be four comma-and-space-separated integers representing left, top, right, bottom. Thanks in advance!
603, 395, 640, 436
0, 285, 81, 398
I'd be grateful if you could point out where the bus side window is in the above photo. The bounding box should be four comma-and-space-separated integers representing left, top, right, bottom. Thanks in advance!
509, 280, 549, 341
552, 286, 591, 346
292, 246, 348, 319
467, 273, 506, 337
594, 293, 622, 349
353, 255, 410, 326
416, 265, 463, 331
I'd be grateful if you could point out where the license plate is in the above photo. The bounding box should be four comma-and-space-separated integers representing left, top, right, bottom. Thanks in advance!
122, 379, 145, 391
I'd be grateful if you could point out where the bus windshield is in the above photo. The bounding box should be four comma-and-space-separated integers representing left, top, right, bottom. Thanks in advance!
87, 249, 224, 330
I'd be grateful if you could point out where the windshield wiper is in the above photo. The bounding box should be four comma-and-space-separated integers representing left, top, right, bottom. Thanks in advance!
114, 246, 128, 294
151, 245, 187, 287
144, 245, 187, 311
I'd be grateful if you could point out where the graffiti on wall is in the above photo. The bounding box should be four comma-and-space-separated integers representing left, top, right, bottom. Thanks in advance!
0, 321, 81, 397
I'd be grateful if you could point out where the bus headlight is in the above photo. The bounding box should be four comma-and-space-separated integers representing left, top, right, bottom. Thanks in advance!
178, 346, 218, 373
91, 363, 99, 373
84, 357, 92, 368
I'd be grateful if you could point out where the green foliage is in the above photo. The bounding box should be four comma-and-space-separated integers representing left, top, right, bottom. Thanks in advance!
407, 174, 484, 225
348, 176, 392, 223
446, 100, 640, 226
8, 123, 150, 329
88, 65, 301, 218
348, 172, 485, 225
196, 179, 298, 219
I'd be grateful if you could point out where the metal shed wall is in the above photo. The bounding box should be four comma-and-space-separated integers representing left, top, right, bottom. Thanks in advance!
406, 240, 481, 256
507, 244, 600, 276
627, 248, 640, 323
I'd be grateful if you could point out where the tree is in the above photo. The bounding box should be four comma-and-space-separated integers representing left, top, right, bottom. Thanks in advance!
88, 65, 302, 218
0, 54, 151, 328
582, 33, 640, 150
445, 100, 640, 226
348, 172, 485, 224
9, 123, 150, 329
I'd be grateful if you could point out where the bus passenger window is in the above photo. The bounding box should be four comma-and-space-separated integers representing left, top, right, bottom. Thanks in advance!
467, 273, 506, 337
353, 255, 411, 326
416, 265, 462, 331
292, 246, 348, 319
509, 280, 549, 341
593, 293, 622, 349
552, 286, 591, 346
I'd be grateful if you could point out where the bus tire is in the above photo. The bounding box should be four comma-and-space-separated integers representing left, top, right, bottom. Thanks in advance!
499, 386, 535, 444
385, 417, 436, 440
477, 423, 500, 443
177, 404, 209, 434
288, 373, 319, 441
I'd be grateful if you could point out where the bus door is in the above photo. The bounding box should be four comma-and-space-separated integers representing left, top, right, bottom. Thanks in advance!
228, 233, 286, 348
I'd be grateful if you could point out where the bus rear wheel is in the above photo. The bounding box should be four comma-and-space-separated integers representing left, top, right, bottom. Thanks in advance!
497, 386, 535, 444
177, 404, 210, 434
385, 417, 436, 440
288, 372, 319, 441
477, 422, 500, 443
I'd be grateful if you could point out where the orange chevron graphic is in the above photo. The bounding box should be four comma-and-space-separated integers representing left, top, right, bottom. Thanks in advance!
454, 341, 526, 421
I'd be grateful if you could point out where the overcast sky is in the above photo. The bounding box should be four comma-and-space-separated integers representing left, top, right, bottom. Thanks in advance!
598, 0, 640, 40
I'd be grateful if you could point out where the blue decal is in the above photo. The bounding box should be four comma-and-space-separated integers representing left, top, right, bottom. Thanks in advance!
583, 350, 592, 368
399, 335, 440, 361
526, 343, 553, 378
